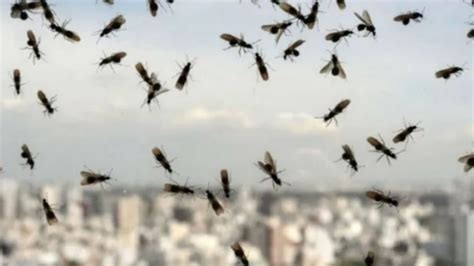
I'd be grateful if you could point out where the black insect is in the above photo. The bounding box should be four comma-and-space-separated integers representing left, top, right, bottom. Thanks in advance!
50, 20, 81, 42
458, 153, 474, 173
231, 242, 249, 266
435, 66, 464, 79
39, 0, 56, 25
143, 76, 169, 107
338, 144, 359, 173
304, 0, 320, 29
355, 10, 376, 37
206, 190, 224, 216
152, 147, 173, 174
20, 144, 35, 170
392, 121, 422, 145
364, 251, 375, 266
336, 0, 346, 10
279, 2, 306, 24
468, 29, 474, 39
325, 29, 354, 44
366, 190, 399, 208
253, 52, 270, 81
10, 0, 41, 20
102, 0, 114, 4
320, 53, 346, 79
163, 182, 194, 195
220, 33, 257, 55
98, 14, 126, 39
80, 168, 113, 187
315, 99, 351, 126
261, 21, 292, 43
220, 169, 231, 198
367, 135, 400, 165
282, 39, 305, 61
37, 90, 57, 116
25, 30, 43, 62
175, 58, 196, 91
148, 0, 159, 17
42, 198, 58, 226
135, 62, 153, 86
256, 151, 288, 189
98, 51, 127, 71
394, 10, 424, 25
12, 69, 22, 95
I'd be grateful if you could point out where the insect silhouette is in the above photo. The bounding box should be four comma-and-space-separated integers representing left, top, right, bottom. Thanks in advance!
279, 2, 306, 24
135, 62, 154, 86
25, 30, 43, 62
148, 0, 159, 17
39, 0, 56, 25
367, 135, 400, 165
10, 0, 42, 20
315, 99, 350, 126
143, 75, 169, 107
42, 198, 59, 225
20, 144, 35, 170
392, 120, 423, 145
252, 52, 271, 81
366, 189, 399, 208
282, 39, 305, 61
97, 14, 126, 39
354, 10, 376, 37
364, 251, 375, 266
220, 33, 257, 55
325, 29, 354, 44
435, 65, 464, 79
50, 20, 81, 42
80, 168, 113, 187
394, 10, 424, 25
37, 90, 57, 116
220, 169, 231, 198
458, 153, 474, 173
337, 144, 359, 174
175, 58, 196, 90
261, 21, 292, 43
206, 190, 224, 215
256, 151, 288, 189
231, 242, 249, 266
468, 29, 474, 39
320, 53, 346, 79
98, 51, 127, 71
163, 181, 194, 195
12, 69, 22, 95
102, 0, 114, 4
336, 0, 346, 10
152, 147, 174, 174
304, 1, 320, 29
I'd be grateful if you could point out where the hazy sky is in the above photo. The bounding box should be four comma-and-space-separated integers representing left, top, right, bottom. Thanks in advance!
0, 0, 472, 191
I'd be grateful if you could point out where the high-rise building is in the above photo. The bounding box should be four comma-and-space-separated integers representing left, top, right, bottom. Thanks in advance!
0, 179, 19, 221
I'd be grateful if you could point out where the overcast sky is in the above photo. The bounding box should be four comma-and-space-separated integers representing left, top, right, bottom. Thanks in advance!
0, 0, 472, 191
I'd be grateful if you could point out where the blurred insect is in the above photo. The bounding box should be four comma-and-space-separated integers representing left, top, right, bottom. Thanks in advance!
367, 135, 400, 164
135, 62, 153, 86
42, 198, 58, 225
148, 0, 159, 17
354, 10, 376, 37
97, 14, 126, 39
282, 39, 305, 61
39, 0, 56, 24
468, 29, 474, 39
325, 29, 354, 44
364, 251, 375, 266
304, 0, 321, 29
142, 75, 169, 107
102, 0, 114, 4
435, 65, 464, 79
231, 242, 249, 266
20, 144, 35, 170
25, 30, 43, 62
320, 53, 346, 79
261, 21, 292, 43
366, 189, 399, 208
152, 147, 174, 174
206, 190, 224, 215
175, 57, 196, 91
12, 69, 22, 95
252, 52, 270, 81
163, 182, 194, 195
37, 90, 57, 116
256, 151, 288, 189
279, 2, 305, 24
337, 144, 359, 174
50, 20, 81, 42
80, 168, 113, 187
220, 33, 257, 55
220, 169, 232, 198
458, 153, 474, 172
98, 51, 127, 71
336, 0, 346, 10
392, 120, 423, 145
394, 10, 424, 25
270, 0, 280, 7
315, 99, 350, 126
10, 0, 41, 20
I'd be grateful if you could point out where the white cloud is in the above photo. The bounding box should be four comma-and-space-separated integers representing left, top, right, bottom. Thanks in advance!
0, 98, 28, 110
172, 106, 255, 129
274, 112, 336, 135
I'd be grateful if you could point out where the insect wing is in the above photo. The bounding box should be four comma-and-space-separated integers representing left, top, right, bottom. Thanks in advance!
220, 33, 240, 42
355, 11, 369, 25
342, 145, 354, 159
362, 10, 374, 26
458, 153, 474, 163
320, 61, 333, 74
27, 30, 37, 44
288, 39, 305, 50
336, 61, 346, 79
367, 137, 382, 148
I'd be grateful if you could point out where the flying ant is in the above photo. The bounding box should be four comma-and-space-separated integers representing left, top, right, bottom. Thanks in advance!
392, 120, 423, 145
279, 2, 306, 24
220, 33, 257, 55
220, 169, 232, 198
364, 251, 375, 266
325, 29, 354, 44
163, 180, 194, 195
435, 65, 464, 79
367, 135, 401, 165
142, 75, 169, 108
97, 14, 126, 39
468, 29, 474, 39
12, 69, 22, 95
354, 10, 376, 37
261, 21, 292, 43
148, 0, 159, 17
320, 53, 346, 79
366, 189, 399, 208
304, 0, 321, 30
98, 51, 127, 71
282, 39, 305, 61
50, 20, 81, 42
336, 0, 346, 10
39, 0, 56, 25
37, 90, 57, 116
80, 168, 113, 187
315, 99, 350, 126
175, 57, 196, 91
20, 144, 35, 170
135, 62, 153, 86
458, 153, 474, 172
394, 10, 424, 25
231, 242, 249, 266
337, 144, 359, 174
252, 52, 271, 81
205, 189, 224, 216
256, 151, 288, 189
152, 147, 174, 174
10, 0, 41, 20
42, 198, 59, 225
25, 30, 43, 62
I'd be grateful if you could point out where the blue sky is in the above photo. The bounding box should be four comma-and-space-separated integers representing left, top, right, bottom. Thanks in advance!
0, 0, 472, 191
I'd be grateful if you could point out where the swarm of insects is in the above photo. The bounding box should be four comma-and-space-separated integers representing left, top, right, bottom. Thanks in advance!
12, 69, 22, 95
205, 190, 224, 215
315, 99, 351, 126
98, 14, 126, 39
261, 21, 292, 43
42, 198, 58, 225
220, 33, 256, 55
163, 182, 194, 195
175, 58, 195, 90
98, 52, 127, 71
304, 1, 320, 29
256, 151, 288, 189
435, 65, 464, 79
20, 144, 35, 170
366, 189, 399, 208
25, 30, 43, 62
367, 135, 399, 164
282, 39, 305, 61
394, 10, 424, 25
279, 2, 306, 24
220, 169, 231, 198
338, 144, 359, 174
458, 153, 474, 172
364, 251, 375, 266
80, 168, 113, 187
320, 53, 347, 79
231, 242, 249, 266
354, 10, 376, 37
392, 121, 422, 145
10, 0, 42, 20
253, 52, 270, 81
49, 20, 81, 42
152, 147, 173, 174
325, 29, 354, 44
37, 90, 57, 116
